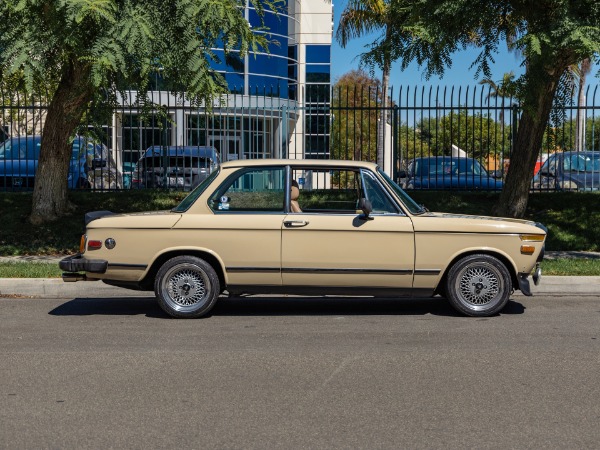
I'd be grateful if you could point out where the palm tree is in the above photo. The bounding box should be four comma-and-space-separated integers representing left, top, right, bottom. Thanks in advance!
575, 58, 592, 152
479, 71, 516, 122
336, 0, 392, 169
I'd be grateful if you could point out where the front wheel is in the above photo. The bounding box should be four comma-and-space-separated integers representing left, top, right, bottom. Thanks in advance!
445, 254, 512, 317
154, 256, 220, 318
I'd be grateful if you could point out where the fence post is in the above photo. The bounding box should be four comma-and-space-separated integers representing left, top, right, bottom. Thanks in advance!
281, 105, 288, 159
511, 104, 519, 159
392, 105, 399, 182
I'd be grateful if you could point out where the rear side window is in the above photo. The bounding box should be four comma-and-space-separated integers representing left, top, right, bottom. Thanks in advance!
209, 168, 285, 212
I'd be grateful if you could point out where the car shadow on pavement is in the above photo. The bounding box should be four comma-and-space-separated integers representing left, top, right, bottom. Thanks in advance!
48, 296, 525, 318
48, 297, 168, 318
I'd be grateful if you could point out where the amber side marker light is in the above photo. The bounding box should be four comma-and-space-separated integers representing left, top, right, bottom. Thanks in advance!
87, 240, 103, 251
521, 245, 536, 255
79, 235, 87, 253
520, 234, 545, 242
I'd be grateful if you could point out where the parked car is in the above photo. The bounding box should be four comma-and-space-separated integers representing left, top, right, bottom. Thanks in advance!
532, 151, 600, 191
131, 145, 220, 191
60, 159, 546, 319
399, 156, 504, 190
0, 135, 122, 190
121, 161, 137, 190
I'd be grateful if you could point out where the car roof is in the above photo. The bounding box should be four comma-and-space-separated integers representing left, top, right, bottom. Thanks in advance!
413, 156, 476, 161
219, 159, 379, 170
557, 150, 600, 156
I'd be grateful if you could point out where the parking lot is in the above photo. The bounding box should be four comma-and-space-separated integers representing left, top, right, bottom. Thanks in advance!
1, 292, 600, 449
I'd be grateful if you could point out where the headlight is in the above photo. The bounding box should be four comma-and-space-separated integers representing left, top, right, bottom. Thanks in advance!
559, 180, 579, 190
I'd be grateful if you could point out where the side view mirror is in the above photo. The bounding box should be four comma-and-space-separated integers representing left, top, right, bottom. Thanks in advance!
91, 159, 107, 169
539, 169, 555, 178
358, 198, 373, 221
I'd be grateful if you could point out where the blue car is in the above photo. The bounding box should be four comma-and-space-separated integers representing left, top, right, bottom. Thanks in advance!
532, 151, 600, 191
0, 135, 109, 190
400, 156, 504, 190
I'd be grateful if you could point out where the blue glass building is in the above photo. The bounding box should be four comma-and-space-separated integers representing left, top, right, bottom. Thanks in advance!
116, 1, 333, 166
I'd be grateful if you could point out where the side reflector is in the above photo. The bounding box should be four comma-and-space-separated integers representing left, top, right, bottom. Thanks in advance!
87, 240, 102, 250
80, 235, 87, 253
521, 245, 536, 255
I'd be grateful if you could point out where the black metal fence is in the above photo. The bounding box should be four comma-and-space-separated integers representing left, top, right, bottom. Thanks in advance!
1, 84, 599, 192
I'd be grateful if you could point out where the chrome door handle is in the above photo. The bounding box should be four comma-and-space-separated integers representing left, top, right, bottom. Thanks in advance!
284, 220, 309, 228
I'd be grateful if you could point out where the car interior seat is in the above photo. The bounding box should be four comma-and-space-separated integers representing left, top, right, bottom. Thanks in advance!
290, 180, 302, 213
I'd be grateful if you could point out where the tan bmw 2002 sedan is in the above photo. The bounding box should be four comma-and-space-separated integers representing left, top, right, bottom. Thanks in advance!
60, 159, 546, 318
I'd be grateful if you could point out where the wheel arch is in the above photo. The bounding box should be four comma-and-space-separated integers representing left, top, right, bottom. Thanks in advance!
434, 249, 519, 296
140, 249, 226, 292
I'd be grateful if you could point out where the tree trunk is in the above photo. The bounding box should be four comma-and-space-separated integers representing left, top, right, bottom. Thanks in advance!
29, 62, 92, 225
492, 69, 564, 218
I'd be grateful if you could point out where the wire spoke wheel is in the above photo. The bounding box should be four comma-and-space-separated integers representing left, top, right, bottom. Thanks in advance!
164, 266, 209, 307
456, 265, 501, 306
446, 254, 511, 317
155, 256, 220, 318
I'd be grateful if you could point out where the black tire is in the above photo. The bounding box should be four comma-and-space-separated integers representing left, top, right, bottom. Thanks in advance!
445, 254, 512, 317
154, 256, 220, 318
76, 177, 91, 189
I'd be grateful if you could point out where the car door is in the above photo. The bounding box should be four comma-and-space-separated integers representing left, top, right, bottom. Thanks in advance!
281, 168, 415, 289
204, 166, 286, 287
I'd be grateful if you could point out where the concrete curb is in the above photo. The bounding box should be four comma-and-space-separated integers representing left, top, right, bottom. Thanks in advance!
0, 276, 598, 299
0, 278, 149, 298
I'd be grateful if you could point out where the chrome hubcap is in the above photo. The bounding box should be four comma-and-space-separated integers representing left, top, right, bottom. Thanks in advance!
165, 267, 208, 307
458, 266, 500, 306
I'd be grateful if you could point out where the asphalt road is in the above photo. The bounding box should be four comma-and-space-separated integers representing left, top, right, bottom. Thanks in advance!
1, 293, 600, 449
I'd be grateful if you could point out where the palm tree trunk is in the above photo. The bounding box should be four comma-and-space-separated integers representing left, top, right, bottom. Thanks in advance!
377, 53, 391, 169
575, 58, 591, 152
29, 62, 93, 225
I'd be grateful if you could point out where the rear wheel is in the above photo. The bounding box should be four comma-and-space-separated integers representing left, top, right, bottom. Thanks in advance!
154, 256, 220, 318
445, 254, 511, 317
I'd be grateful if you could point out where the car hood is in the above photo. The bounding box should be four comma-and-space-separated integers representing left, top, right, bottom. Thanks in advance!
86, 210, 182, 229
412, 212, 544, 235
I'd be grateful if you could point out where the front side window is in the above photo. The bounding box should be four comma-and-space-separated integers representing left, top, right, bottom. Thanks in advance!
209, 168, 285, 213
361, 170, 398, 214
290, 168, 362, 214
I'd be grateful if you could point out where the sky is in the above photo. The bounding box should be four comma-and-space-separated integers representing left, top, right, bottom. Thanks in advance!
329, 0, 598, 90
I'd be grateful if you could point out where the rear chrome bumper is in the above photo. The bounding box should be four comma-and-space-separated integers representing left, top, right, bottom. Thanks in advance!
59, 253, 108, 281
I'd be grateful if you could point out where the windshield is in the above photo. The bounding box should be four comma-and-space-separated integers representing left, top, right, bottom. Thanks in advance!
377, 168, 425, 214
415, 158, 487, 177
172, 168, 220, 212
71, 140, 105, 160
564, 153, 600, 172
141, 156, 213, 170
0, 137, 41, 159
